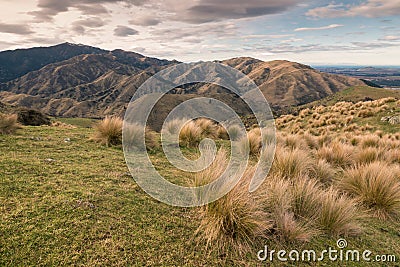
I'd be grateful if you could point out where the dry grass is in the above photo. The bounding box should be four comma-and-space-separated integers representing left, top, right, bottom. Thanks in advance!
316, 142, 354, 168
194, 153, 270, 253
164, 118, 187, 135
338, 162, 400, 220
195, 118, 219, 139
179, 121, 202, 148
316, 188, 361, 236
227, 125, 243, 141
309, 159, 337, 185
91, 116, 123, 146
0, 113, 20, 135
271, 147, 312, 180
238, 128, 262, 156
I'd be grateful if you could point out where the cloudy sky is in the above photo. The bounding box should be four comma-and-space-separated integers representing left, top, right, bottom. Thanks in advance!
0, 0, 399, 65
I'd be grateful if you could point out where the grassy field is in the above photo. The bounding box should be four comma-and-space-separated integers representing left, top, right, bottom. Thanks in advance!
1, 91, 400, 266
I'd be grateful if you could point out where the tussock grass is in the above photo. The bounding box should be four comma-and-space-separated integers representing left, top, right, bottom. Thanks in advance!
316, 142, 354, 168
227, 124, 242, 141
92, 116, 123, 146
271, 147, 312, 180
238, 128, 262, 156
338, 161, 400, 220
310, 159, 337, 185
0, 113, 20, 135
194, 153, 270, 253
355, 147, 382, 164
164, 118, 187, 135
179, 121, 202, 148
195, 118, 219, 139
316, 188, 361, 236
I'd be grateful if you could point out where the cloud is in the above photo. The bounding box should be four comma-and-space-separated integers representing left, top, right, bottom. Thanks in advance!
71, 17, 106, 35
29, 0, 147, 21
306, 0, 400, 18
379, 35, 400, 41
129, 15, 160, 26
114, 25, 139, 36
294, 24, 343, 32
162, 0, 303, 24
0, 22, 34, 35
150, 22, 238, 42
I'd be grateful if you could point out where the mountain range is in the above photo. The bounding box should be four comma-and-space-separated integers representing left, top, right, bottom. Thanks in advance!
0, 43, 366, 124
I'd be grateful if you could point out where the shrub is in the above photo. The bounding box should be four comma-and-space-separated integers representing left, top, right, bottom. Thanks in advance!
338, 162, 400, 220
0, 113, 20, 134
92, 116, 123, 146
16, 108, 50, 126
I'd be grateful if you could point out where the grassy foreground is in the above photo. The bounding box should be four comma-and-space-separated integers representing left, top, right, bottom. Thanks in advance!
1, 122, 399, 266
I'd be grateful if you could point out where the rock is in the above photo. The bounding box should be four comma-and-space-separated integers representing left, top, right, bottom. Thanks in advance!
381, 116, 390, 122
45, 158, 55, 163
389, 115, 400, 125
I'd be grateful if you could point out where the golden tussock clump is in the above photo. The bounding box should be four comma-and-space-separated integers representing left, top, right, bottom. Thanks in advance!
194, 150, 270, 253
91, 116, 123, 147
0, 113, 20, 135
337, 161, 400, 220
179, 121, 202, 148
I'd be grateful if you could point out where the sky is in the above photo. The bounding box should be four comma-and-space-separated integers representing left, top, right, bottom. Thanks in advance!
0, 0, 399, 65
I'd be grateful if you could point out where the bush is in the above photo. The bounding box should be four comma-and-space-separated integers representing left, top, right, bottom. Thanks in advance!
0, 113, 20, 134
92, 116, 123, 146
17, 108, 50, 126
338, 162, 400, 220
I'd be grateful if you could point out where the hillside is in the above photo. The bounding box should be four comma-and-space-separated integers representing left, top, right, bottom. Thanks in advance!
0, 43, 107, 83
0, 44, 366, 121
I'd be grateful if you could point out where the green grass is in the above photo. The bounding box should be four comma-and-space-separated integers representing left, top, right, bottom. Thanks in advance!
1, 125, 400, 266
53, 117, 98, 128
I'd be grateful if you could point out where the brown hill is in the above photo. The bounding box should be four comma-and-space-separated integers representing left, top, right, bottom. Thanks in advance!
0, 47, 365, 121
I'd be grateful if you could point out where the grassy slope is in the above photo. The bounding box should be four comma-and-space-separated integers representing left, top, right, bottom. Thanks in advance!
300, 86, 400, 108
1, 123, 399, 266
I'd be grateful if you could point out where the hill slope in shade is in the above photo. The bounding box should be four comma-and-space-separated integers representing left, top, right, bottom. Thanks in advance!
0, 43, 108, 83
